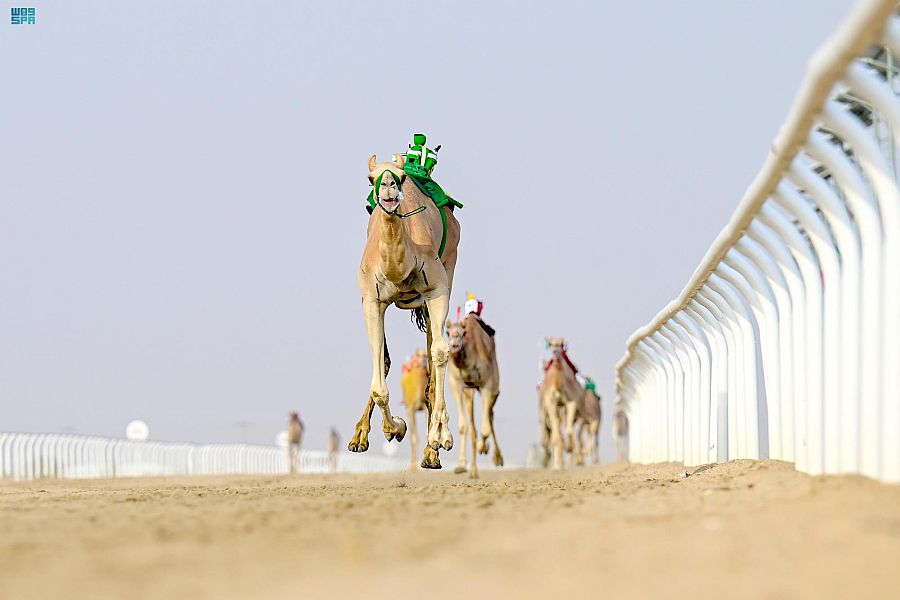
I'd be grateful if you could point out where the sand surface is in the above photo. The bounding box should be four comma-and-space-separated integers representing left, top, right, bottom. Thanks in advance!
1, 460, 898, 599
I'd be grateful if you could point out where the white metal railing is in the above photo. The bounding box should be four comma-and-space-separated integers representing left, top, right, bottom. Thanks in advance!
0, 432, 405, 481
615, 0, 900, 483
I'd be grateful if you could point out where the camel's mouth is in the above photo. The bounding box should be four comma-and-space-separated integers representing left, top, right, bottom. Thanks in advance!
379, 198, 401, 214
448, 336, 464, 353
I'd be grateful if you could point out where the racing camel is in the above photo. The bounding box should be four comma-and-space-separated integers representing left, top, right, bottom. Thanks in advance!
538, 338, 584, 469
446, 310, 503, 478
579, 378, 602, 465
350, 154, 460, 469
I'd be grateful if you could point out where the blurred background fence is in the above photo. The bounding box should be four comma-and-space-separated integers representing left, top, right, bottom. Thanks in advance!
0, 432, 405, 481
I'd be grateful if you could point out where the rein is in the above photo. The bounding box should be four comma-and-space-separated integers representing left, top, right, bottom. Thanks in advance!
379, 203, 427, 219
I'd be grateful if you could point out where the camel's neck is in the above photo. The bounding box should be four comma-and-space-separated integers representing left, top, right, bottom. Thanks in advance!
378, 211, 415, 283
452, 318, 489, 370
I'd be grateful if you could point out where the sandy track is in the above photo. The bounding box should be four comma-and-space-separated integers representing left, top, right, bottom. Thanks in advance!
1, 461, 898, 599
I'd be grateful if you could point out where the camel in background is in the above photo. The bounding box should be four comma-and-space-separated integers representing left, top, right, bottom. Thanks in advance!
447, 313, 503, 478
538, 338, 584, 469
401, 349, 430, 469
288, 411, 305, 473
351, 154, 460, 469
579, 381, 602, 465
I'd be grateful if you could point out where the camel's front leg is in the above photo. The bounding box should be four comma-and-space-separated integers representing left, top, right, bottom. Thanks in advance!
464, 388, 478, 478
449, 373, 468, 474
589, 420, 600, 464
359, 299, 406, 447
420, 320, 441, 469
544, 396, 564, 470
424, 292, 452, 451
565, 401, 580, 466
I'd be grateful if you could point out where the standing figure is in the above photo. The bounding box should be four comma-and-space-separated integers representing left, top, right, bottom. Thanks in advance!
327, 427, 340, 472
613, 406, 630, 462
288, 411, 305, 474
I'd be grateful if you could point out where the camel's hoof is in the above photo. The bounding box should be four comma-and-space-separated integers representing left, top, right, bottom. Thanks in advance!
493, 453, 504, 467
429, 440, 440, 451
469, 470, 479, 479
477, 440, 489, 455
348, 441, 369, 453
421, 448, 442, 469
392, 417, 407, 442
421, 457, 442, 470
442, 439, 453, 451
453, 465, 467, 475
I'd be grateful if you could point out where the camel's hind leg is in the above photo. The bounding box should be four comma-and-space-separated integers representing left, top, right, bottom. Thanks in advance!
464, 387, 478, 478
348, 397, 375, 452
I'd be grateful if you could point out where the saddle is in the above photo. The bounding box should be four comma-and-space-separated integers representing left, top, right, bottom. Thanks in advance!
472, 314, 495, 338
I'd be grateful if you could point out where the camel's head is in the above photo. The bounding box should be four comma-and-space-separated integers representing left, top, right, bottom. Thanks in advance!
547, 337, 567, 359
368, 154, 407, 215
446, 319, 466, 354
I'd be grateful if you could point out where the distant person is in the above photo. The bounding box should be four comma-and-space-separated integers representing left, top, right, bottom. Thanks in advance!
613, 407, 629, 463
327, 427, 340, 472
288, 411, 305, 474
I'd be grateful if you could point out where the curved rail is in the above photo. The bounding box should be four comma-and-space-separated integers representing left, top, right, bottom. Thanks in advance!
616, 0, 900, 483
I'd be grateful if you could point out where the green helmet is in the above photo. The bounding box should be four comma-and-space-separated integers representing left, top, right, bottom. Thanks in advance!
413, 133, 427, 145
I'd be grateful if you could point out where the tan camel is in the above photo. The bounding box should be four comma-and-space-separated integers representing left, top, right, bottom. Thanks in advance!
350, 154, 460, 469
287, 411, 304, 473
446, 313, 503, 478
400, 349, 429, 469
538, 338, 584, 469
578, 383, 602, 465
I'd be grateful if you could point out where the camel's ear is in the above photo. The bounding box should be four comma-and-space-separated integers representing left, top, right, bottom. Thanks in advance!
368, 154, 377, 172
394, 153, 406, 169
444, 318, 452, 332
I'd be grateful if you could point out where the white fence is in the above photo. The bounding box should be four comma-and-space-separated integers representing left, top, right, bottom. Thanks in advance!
0, 432, 405, 481
615, 0, 900, 483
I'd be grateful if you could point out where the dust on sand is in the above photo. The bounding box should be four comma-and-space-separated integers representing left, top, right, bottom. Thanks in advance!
1, 460, 898, 599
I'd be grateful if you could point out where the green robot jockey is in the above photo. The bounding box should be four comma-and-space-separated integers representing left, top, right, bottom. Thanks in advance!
366, 133, 463, 214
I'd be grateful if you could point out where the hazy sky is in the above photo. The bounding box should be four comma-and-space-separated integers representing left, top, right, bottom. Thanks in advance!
2, 1, 855, 465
